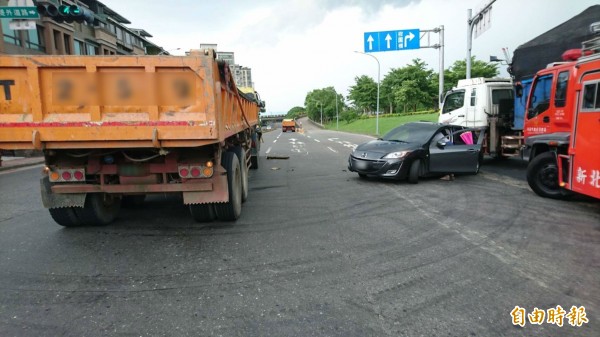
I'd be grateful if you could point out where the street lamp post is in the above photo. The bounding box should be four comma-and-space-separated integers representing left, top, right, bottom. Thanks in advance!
319, 102, 323, 125
328, 88, 339, 130
354, 51, 380, 135
335, 91, 339, 130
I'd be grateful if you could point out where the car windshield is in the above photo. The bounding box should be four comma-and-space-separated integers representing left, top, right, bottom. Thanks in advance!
381, 123, 438, 144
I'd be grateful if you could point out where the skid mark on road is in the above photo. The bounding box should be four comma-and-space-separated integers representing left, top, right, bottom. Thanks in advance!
479, 172, 528, 190
382, 184, 551, 291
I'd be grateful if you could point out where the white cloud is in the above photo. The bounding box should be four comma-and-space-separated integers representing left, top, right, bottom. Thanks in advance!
101, 0, 599, 113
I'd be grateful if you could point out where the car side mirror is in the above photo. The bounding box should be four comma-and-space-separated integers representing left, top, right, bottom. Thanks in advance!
437, 140, 447, 148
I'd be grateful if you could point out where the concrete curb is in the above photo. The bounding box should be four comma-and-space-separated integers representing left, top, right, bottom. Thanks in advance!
0, 157, 45, 172
304, 118, 324, 129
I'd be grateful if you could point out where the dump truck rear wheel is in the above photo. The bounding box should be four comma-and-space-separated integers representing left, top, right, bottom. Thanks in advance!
250, 155, 259, 169
214, 152, 242, 221
75, 193, 121, 226
49, 207, 82, 227
232, 147, 249, 203
122, 195, 145, 208
190, 203, 216, 222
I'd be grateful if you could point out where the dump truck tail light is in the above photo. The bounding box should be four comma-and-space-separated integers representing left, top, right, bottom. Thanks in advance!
49, 168, 86, 182
178, 164, 214, 178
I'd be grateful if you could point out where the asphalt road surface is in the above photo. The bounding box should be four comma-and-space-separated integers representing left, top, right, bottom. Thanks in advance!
1, 119, 599, 337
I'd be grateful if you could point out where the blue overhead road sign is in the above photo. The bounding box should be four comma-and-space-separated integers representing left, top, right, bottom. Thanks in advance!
364, 29, 420, 53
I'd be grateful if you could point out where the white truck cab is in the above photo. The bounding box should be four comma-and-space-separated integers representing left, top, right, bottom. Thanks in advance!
439, 77, 513, 127
439, 78, 520, 157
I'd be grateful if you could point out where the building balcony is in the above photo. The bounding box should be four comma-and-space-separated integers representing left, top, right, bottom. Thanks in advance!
94, 27, 117, 48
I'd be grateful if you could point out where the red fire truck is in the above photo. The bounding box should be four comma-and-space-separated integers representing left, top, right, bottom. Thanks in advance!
524, 26, 600, 200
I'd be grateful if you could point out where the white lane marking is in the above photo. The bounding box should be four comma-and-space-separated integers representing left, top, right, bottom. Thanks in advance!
265, 147, 272, 154
327, 147, 338, 153
328, 138, 339, 141
273, 139, 277, 143
307, 135, 312, 138
314, 139, 321, 143
342, 141, 358, 150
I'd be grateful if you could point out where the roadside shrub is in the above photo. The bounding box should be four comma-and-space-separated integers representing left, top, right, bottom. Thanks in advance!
340, 110, 359, 124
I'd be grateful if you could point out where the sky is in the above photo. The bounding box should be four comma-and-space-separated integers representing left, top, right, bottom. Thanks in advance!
101, 0, 599, 114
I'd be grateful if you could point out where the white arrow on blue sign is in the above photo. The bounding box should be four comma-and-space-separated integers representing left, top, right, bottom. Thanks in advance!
363, 29, 420, 53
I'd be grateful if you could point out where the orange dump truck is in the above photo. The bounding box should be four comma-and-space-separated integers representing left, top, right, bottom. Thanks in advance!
281, 119, 296, 132
0, 49, 264, 226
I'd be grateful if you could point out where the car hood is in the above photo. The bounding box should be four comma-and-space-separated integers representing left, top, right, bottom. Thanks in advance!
353, 140, 419, 159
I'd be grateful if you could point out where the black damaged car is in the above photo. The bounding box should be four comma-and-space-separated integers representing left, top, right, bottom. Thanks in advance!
348, 122, 484, 183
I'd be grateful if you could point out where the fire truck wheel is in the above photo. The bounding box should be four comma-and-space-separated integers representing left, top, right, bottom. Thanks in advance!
189, 203, 216, 222
526, 152, 566, 199
49, 207, 82, 227
75, 193, 121, 226
231, 147, 249, 202
214, 152, 242, 221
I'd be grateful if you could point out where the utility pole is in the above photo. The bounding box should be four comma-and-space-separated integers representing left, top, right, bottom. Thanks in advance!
419, 27, 445, 105
467, 0, 496, 79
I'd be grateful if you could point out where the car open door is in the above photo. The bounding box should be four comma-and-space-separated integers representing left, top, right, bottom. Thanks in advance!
429, 128, 483, 173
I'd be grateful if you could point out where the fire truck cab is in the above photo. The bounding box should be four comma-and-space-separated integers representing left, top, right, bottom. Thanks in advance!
525, 26, 600, 200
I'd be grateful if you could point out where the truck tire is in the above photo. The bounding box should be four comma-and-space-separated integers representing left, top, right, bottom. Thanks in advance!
214, 152, 242, 221
122, 195, 146, 208
49, 207, 82, 227
232, 147, 249, 202
189, 203, 216, 222
408, 159, 420, 184
526, 152, 566, 199
250, 155, 259, 170
75, 193, 121, 226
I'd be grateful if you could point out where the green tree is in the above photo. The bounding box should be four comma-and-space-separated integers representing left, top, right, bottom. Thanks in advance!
380, 59, 437, 114
304, 87, 345, 124
286, 106, 305, 119
348, 75, 377, 113
393, 79, 429, 112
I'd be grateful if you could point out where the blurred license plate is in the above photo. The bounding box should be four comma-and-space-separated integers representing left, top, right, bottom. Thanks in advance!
354, 160, 368, 170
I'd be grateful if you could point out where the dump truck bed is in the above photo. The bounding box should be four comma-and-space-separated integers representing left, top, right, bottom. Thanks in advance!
0, 50, 259, 150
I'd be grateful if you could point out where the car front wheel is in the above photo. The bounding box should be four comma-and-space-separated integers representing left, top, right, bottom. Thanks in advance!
408, 159, 421, 184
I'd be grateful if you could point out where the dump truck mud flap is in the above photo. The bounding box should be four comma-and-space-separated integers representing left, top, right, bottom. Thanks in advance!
183, 173, 229, 205
40, 177, 86, 209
